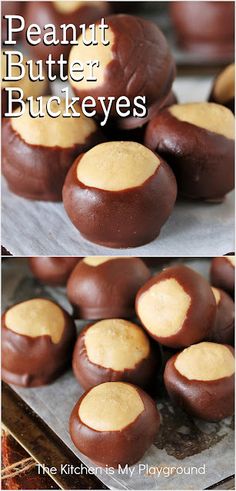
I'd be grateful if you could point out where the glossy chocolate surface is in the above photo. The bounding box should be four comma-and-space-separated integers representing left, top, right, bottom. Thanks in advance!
145, 108, 234, 200
72, 321, 158, 390
69, 383, 160, 467
67, 257, 151, 319
2, 119, 103, 201
164, 346, 235, 421
136, 265, 216, 348
70, 14, 176, 114
29, 257, 80, 286
63, 153, 177, 248
2, 299, 76, 387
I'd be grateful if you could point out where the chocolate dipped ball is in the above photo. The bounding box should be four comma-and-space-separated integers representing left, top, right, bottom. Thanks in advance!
145, 102, 235, 201
63, 141, 177, 248
67, 256, 151, 319
2, 97, 103, 201
25, 1, 110, 69
207, 287, 234, 345
29, 257, 80, 286
1, 51, 48, 117
210, 256, 235, 298
69, 14, 176, 114
69, 381, 160, 467
164, 342, 235, 421
170, 2, 235, 58
2, 298, 76, 387
72, 318, 158, 390
209, 64, 235, 114
136, 265, 216, 348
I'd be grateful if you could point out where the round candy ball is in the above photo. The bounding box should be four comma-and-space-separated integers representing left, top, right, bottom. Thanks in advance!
67, 256, 151, 319
69, 14, 175, 114
29, 257, 80, 286
2, 298, 76, 387
164, 342, 235, 421
69, 381, 160, 467
63, 141, 177, 247
170, 1, 234, 58
145, 102, 235, 201
2, 97, 103, 201
72, 318, 158, 390
136, 265, 216, 348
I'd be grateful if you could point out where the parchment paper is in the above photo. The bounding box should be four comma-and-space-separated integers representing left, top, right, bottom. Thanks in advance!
2, 258, 234, 490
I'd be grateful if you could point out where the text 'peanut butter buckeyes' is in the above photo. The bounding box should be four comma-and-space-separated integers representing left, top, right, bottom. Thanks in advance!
164, 342, 235, 421
72, 318, 158, 390
67, 256, 151, 319
210, 256, 235, 298
209, 64, 235, 114
207, 287, 234, 345
63, 141, 177, 248
2, 298, 76, 387
25, 1, 110, 68
29, 257, 80, 286
69, 14, 175, 114
69, 382, 160, 467
136, 265, 216, 348
2, 98, 103, 201
145, 102, 235, 201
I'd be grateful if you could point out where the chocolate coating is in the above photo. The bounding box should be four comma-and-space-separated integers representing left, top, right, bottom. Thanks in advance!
136, 265, 216, 348
145, 105, 234, 201
210, 257, 235, 297
2, 299, 76, 387
24, 1, 110, 69
164, 344, 235, 421
63, 148, 177, 248
69, 14, 176, 114
29, 257, 80, 286
67, 257, 151, 319
207, 289, 234, 345
2, 111, 103, 201
170, 2, 235, 58
72, 320, 158, 390
69, 382, 160, 467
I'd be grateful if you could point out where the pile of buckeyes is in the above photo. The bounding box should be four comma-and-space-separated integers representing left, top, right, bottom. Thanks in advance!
2, 6, 235, 248
2, 256, 235, 468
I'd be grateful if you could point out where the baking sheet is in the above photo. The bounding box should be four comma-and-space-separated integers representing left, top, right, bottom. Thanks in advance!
1, 76, 234, 256
2, 258, 235, 490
